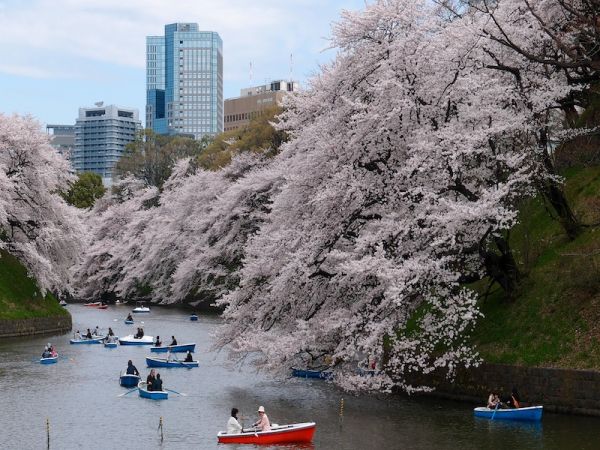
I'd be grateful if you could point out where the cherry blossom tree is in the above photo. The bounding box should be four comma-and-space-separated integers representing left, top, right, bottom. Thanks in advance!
0, 114, 85, 294
215, 0, 585, 391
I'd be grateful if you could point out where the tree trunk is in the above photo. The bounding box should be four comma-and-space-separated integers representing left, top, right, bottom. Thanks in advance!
539, 129, 582, 240
480, 232, 521, 300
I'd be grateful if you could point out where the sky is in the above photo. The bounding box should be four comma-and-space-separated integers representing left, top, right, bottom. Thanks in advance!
0, 0, 367, 127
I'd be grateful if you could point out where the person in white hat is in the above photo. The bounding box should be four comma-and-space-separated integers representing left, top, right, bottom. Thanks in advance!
253, 406, 271, 432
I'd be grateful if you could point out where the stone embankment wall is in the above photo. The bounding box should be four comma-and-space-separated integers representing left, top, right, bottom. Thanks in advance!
412, 363, 600, 417
0, 315, 72, 338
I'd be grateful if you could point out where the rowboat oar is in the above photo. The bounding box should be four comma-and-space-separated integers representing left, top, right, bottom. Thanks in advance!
164, 388, 187, 396
491, 402, 500, 420
117, 387, 139, 397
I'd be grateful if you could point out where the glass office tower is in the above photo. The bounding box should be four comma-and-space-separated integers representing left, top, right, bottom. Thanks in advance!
146, 23, 223, 139
73, 104, 141, 185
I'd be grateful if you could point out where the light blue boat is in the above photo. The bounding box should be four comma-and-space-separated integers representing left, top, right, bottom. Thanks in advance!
150, 343, 195, 353
146, 356, 199, 368
118, 335, 154, 346
119, 374, 140, 388
190, 314, 198, 321
138, 381, 168, 400
40, 355, 58, 364
124, 320, 134, 325
473, 406, 543, 421
291, 367, 334, 380
70, 337, 103, 345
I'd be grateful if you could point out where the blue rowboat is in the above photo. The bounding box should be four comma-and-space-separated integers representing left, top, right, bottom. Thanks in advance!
190, 314, 198, 321
70, 337, 103, 344
138, 381, 168, 400
104, 341, 118, 348
124, 320, 134, 325
40, 355, 58, 364
473, 406, 543, 421
146, 356, 199, 368
291, 367, 334, 380
120, 374, 140, 387
150, 343, 195, 353
118, 335, 154, 346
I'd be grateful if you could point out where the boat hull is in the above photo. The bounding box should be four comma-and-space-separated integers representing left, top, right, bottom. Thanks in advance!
119, 335, 154, 346
190, 315, 198, 321
70, 338, 103, 344
84, 302, 101, 307
120, 374, 140, 387
292, 368, 333, 380
132, 307, 150, 313
146, 357, 198, 368
473, 406, 543, 421
104, 342, 118, 348
150, 343, 195, 353
40, 356, 58, 364
138, 381, 168, 400
124, 320, 134, 325
217, 422, 316, 444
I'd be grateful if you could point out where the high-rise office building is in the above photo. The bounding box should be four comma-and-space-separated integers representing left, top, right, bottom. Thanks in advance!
224, 80, 299, 132
46, 124, 75, 159
73, 104, 141, 185
146, 23, 223, 139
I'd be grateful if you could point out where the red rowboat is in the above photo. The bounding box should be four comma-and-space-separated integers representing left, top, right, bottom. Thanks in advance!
97, 305, 108, 309
217, 422, 316, 445
84, 302, 102, 307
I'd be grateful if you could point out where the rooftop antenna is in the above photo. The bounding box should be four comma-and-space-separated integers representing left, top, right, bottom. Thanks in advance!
249, 61, 253, 84
94, 101, 104, 107
289, 53, 293, 83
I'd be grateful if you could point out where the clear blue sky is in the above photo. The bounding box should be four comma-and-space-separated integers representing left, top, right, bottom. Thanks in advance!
0, 0, 367, 127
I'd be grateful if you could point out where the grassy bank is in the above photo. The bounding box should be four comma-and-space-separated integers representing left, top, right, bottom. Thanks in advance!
472, 166, 600, 369
0, 250, 68, 320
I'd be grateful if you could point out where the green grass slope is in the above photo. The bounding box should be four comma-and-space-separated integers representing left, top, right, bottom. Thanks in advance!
0, 250, 68, 320
472, 166, 600, 369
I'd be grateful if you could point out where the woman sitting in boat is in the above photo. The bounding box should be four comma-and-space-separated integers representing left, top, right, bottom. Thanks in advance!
107, 327, 114, 337
85, 329, 93, 339
507, 387, 521, 409
487, 392, 502, 409
74, 330, 82, 340
134, 327, 144, 339
49, 344, 57, 357
126, 360, 139, 376
146, 369, 156, 391
94, 326, 100, 336
126, 313, 133, 321
42, 347, 51, 358
184, 351, 193, 362
170, 336, 177, 346
253, 406, 271, 432
153, 373, 163, 392
155, 336, 162, 346
227, 408, 243, 434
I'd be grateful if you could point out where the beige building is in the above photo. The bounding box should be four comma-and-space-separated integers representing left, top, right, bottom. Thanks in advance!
224, 80, 299, 132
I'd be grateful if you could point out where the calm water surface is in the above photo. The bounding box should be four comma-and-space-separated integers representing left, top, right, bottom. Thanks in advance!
1, 305, 599, 449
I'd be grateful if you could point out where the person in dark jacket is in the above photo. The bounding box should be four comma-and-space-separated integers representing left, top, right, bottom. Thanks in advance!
126, 360, 139, 376
170, 336, 177, 346
153, 373, 163, 392
146, 369, 156, 391
85, 329, 93, 339
184, 351, 193, 362
155, 336, 162, 346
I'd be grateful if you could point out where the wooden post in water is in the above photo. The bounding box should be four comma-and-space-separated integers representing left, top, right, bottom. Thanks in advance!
158, 416, 164, 443
339, 397, 344, 428
46, 418, 50, 449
